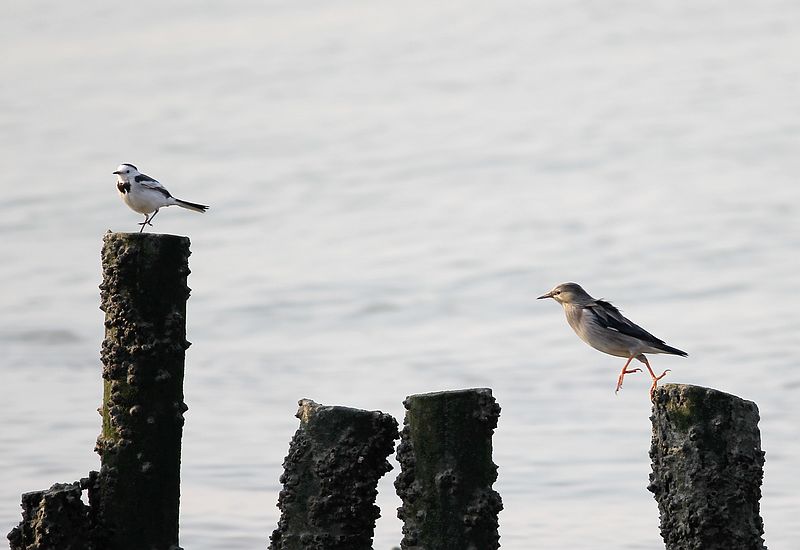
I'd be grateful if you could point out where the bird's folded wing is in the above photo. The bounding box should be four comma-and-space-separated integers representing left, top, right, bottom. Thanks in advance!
135, 173, 159, 183
585, 300, 666, 345
139, 180, 172, 198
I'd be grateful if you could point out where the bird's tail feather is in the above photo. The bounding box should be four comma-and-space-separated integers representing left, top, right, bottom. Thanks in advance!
657, 343, 688, 357
174, 198, 209, 213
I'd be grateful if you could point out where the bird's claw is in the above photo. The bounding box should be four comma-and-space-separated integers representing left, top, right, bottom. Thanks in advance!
614, 367, 642, 394
648, 370, 671, 400
137, 219, 154, 233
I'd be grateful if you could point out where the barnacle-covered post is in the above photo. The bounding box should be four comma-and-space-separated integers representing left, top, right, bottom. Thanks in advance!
96, 232, 191, 550
7, 480, 92, 550
649, 384, 767, 550
269, 399, 399, 550
395, 388, 503, 550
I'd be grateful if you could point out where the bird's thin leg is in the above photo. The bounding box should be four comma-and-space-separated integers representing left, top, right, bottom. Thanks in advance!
615, 356, 642, 394
641, 355, 670, 399
137, 210, 158, 233
138, 213, 150, 233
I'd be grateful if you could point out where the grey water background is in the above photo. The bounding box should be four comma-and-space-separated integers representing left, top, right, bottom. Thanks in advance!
1, 1, 799, 548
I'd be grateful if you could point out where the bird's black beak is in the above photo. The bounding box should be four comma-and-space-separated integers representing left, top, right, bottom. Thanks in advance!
112, 170, 122, 175
537, 291, 552, 300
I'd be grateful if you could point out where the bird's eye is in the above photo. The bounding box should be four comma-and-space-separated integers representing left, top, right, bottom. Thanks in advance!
554, 290, 561, 295
125, 170, 129, 173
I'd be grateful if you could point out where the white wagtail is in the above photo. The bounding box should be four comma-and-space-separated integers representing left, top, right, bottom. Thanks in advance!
538, 282, 687, 397
113, 163, 209, 232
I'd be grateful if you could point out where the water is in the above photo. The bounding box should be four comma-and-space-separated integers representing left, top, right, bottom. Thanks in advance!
1, 1, 799, 548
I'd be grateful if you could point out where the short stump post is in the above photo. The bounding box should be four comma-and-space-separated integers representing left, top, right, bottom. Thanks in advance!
269, 399, 399, 550
649, 384, 767, 550
7, 481, 91, 550
395, 388, 503, 550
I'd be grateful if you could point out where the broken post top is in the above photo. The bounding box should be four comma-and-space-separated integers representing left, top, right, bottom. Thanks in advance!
100, 232, 192, 324
293, 398, 399, 445
651, 383, 760, 434
101, 232, 191, 283
402, 387, 500, 432
295, 399, 394, 424
101, 232, 191, 277
105, 230, 191, 239
102, 231, 191, 256
652, 383, 757, 405
403, 387, 494, 400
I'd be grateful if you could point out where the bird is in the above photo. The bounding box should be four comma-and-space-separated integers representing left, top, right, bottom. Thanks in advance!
113, 163, 209, 232
538, 282, 687, 397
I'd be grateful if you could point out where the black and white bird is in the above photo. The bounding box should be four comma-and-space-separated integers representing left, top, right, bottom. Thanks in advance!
538, 282, 687, 397
113, 163, 209, 232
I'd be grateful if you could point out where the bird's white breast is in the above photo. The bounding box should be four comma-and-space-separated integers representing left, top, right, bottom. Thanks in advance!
118, 181, 171, 214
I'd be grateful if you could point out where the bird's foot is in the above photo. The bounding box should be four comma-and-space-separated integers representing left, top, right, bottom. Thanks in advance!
614, 368, 642, 394
648, 369, 671, 400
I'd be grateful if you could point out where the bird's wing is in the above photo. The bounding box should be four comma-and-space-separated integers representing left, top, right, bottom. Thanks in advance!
135, 174, 172, 198
585, 300, 666, 345
135, 173, 160, 184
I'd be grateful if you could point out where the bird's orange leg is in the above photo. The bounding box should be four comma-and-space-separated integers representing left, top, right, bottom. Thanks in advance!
641, 355, 670, 399
615, 356, 642, 394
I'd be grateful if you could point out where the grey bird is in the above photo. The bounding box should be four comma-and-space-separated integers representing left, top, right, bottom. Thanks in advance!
538, 282, 687, 397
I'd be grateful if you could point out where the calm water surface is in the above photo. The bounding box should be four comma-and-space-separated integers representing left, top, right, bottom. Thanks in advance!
1, 2, 799, 548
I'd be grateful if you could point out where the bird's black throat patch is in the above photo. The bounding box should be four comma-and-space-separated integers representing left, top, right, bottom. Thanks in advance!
117, 181, 130, 194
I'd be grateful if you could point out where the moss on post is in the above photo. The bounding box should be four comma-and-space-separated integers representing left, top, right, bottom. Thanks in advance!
96, 232, 191, 550
649, 384, 766, 550
395, 388, 503, 550
269, 399, 399, 550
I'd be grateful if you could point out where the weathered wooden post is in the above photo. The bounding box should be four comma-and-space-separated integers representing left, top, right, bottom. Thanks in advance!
269, 399, 399, 550
649, 384, 767, 550
395, 388, 503, 550
95, 232, 192, 550
7, 232, 193, 550
7, 479, 93, 550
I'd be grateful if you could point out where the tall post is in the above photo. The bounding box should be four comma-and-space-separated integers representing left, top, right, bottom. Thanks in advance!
96, 232, 191, 550
395, 388, 503, 550
649, 384, 767, 550
269, 399, 399, 550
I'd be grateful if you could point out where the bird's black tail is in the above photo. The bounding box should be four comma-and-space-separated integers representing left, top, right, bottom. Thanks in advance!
657, 343, 688, 357
174, 198, 209, 213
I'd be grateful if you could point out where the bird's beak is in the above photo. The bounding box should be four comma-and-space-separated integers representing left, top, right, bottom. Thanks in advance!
537, 291, 553, 300
112, 170, 122, 175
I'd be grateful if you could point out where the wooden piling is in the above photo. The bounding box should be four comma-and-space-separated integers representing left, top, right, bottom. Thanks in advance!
649, 384, 766, 550
7, 481, 91, 550
269, 399, 399, 550
95, 232, 192, 550
394, 388, 503, 550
